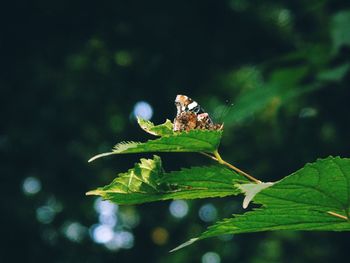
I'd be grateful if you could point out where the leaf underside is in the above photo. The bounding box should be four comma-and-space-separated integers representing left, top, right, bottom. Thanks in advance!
137, 117, 175, 136
172, 156, 350, 251
87, 155, 248, 204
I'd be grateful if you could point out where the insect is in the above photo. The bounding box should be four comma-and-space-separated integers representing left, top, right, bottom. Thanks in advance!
173, 95, 223, 132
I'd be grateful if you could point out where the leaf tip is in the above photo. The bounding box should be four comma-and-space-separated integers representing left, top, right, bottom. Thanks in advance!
88, 152, 116, 162
85, 190, 101, 196
88, 156, 97, 163
169, 238, 199, 252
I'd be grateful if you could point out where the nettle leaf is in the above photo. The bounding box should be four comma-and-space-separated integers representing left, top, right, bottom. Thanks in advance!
137, 117, 174, 136
172, 156, 350, 251
89, 128, 223, 162
87, 155, 248, 204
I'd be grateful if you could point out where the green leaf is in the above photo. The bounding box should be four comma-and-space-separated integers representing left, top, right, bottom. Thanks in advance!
87, 155, 248, 205
223, 83, 314, 124
317, 63, 350, 82
172, 156, 350, 251
223, 66, 313, 124
331, 10, 350, 54
89, 129, 223, 162
268, 66, 309, 85
137, 117, 175, 136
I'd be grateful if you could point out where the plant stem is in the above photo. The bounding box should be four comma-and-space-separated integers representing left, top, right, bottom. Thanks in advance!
201, 151, 261, 183
327, 211, 349, 221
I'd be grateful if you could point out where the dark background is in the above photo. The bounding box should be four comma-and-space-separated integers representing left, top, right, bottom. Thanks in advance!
1, 0, 350, 262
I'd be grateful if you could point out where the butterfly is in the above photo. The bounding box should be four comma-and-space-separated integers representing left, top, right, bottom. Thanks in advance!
173, 95, 223, 132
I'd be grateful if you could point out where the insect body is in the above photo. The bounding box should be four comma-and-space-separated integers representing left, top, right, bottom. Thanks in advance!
173, 95, 222, 132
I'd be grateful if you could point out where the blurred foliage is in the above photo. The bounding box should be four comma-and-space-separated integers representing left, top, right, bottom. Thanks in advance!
1, 0, 350, 262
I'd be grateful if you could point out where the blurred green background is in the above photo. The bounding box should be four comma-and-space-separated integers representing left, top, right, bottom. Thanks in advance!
1, 0, 350, 262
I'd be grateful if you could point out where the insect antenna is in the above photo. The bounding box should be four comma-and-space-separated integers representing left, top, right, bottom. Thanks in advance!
213, 100, 234, 124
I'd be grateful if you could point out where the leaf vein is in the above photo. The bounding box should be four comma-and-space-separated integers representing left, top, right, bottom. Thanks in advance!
274, 182, 346, 208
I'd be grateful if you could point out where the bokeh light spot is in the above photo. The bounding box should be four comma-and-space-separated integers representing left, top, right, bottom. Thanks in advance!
299, 107, 317, 118
47, 196, 63, 213
114, 51, 132, 66
132, 101, 153, 120
99, 213, 118, 227
94, 196, 118, 229
151, 227, 169, 245
169, 200, 189, 218
105, 231, 134, 250
276, 9, 292, 28
36, 206, 55, 224
202, 252, 221, 263
119, 207, 140, 229
198, 203, 217, 222
94, 197, 118, 216
90, 224, 114, 244
22, 176, 41, 195
63, 222, 87, 243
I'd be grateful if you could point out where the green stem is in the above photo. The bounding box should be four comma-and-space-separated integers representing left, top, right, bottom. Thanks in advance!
327, 211, 349, 221
211, 150, 261, 183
